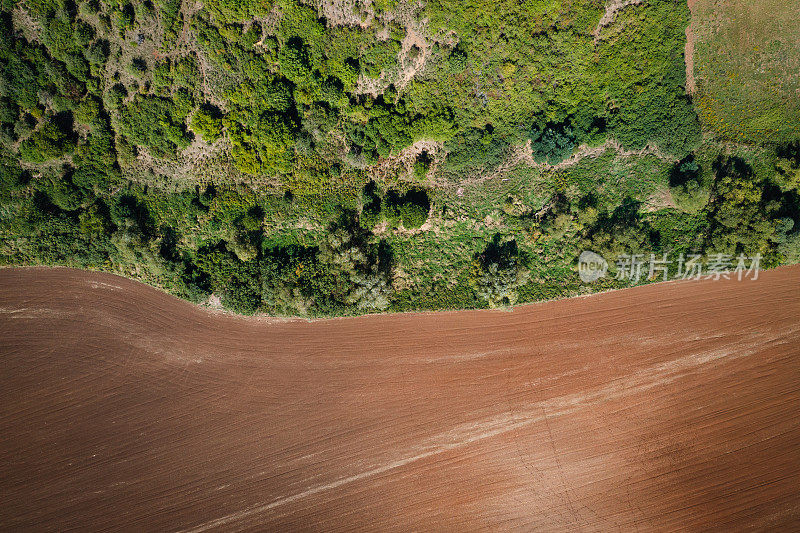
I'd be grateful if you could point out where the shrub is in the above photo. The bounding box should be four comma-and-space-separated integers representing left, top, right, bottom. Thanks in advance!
190, 106, 223, 142
19, 119, 75, 163
413, 151, 431, 179
447, 44, 468, 72
85, 39, 110, 66
669, 154, 708, 213
278, 37, 311, 83
173, 54, 200, 90
119, 95, 192, 157
704, 156, 777, 255
196, 242, 262, 313
0, 98, 20, 125
530, 122, 575, 165
103, 84, 127, 110
385, 188, 430, 229
360, 181, 382, 229
46, 178, 88, 212
128, 57, 148, 76
471, 234, 524, 307
775, 142, 800, 191
440, 127, 507, 180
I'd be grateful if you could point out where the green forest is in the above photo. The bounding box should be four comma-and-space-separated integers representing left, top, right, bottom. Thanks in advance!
1, 0, 799, 315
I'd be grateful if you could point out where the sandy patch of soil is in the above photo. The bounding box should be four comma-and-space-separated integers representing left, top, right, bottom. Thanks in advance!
355, 3, 434, 95
11, 4, 41, 42
374, 139, 443, 182
592, 0, 644, 42
318, 0, 374, 28
642, 186, 678, 212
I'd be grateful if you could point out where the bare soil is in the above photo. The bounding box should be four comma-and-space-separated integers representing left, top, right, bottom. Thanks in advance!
685, 0, 697, 94
592, 0, 644, 42
1, 266, 800, 531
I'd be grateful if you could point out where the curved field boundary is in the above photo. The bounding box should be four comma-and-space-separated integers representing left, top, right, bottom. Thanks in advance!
1, 266, 799, 530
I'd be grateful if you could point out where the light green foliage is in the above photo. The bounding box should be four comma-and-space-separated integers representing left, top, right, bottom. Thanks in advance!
775, 143, 800, 191
704, 156, 777, 255
190, 107, 223, 142
669, 155, 709, 213
119, 94, 192, 157
361, 38, 401, 78
154, 0, 181, 46
204, 0, 273, 23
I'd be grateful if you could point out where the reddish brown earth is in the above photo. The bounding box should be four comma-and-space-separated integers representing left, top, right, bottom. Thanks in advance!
1, 266, 800, 531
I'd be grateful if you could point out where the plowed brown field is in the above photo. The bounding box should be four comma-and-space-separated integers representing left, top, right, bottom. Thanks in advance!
1, 266, 800, 531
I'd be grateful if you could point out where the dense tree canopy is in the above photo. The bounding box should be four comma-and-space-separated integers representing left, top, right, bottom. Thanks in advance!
1, 0, 798, 315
